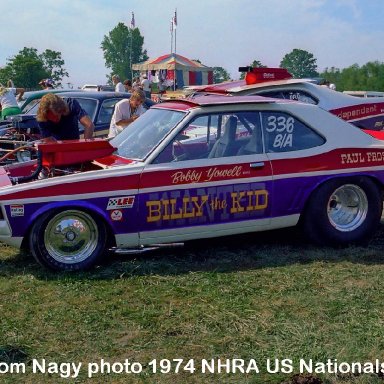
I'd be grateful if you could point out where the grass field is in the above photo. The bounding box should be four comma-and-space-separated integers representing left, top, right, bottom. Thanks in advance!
1, 225, 384, 383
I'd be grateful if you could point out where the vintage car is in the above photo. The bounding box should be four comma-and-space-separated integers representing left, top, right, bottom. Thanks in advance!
18, 89, 81, 113
0, 94, 383, 272
0, 91, 155, 164
24, 91, 155, 137
186, 67, 384, 130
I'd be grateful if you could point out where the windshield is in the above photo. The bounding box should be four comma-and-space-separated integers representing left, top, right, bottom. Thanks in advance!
110, 108, 186, 160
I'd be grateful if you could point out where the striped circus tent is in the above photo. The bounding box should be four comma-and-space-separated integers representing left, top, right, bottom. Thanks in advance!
132, 53, 213, 88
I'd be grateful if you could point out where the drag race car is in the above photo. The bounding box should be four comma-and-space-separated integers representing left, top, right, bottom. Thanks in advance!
0, 94, 384, 272
186, 67, 384, 130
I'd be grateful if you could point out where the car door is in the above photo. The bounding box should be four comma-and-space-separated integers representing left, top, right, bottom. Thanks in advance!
260, 109, 326, 219
137, 110, 273, 245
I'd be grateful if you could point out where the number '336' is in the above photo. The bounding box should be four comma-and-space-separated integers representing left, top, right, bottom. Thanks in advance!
266, 116, 295, 133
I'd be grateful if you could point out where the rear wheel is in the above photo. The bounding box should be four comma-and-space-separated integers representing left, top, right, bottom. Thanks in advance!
303, 177, 382, 246
29, 209, 107, 271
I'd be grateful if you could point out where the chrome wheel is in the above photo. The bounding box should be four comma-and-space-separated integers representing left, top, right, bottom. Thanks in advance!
327, 184, 368, 232
44, 210, 99, 264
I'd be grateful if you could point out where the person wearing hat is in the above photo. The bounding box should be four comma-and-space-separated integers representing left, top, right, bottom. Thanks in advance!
112, 75, 125, 93
39, 79, 54, 90
140, 74, 151, 99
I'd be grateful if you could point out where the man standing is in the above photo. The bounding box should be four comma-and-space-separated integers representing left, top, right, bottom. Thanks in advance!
108, 90, 146, 138
141, 74, 151, 99
112, 75, 125, 93
36, 94, 94, 141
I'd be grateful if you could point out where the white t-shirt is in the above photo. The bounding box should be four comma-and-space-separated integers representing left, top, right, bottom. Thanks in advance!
0, 88, 18, 109
115, 82, 125, 93
141, 78, 151, 92
108, 99, 145, 138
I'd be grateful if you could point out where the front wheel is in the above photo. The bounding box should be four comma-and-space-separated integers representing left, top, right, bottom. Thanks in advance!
302, 177, 382, 246
29, 209, 107, 271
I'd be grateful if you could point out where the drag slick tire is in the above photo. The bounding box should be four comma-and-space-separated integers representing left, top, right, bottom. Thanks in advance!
29, 209, 107, 271
303, 177, 382, 246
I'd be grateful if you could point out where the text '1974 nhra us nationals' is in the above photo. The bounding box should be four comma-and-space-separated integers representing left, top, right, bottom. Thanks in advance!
0, 94, 384, 271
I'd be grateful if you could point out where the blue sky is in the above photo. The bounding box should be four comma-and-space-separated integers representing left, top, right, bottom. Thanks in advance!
2, 0, 384, 88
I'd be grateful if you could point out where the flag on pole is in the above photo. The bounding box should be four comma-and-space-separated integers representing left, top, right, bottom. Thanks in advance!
170, 19, 173, 33
173, 9, 177, 29
130, 12, 135, 29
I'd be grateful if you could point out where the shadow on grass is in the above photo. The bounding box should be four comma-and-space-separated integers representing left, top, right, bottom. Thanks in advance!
2, 224, 384, 280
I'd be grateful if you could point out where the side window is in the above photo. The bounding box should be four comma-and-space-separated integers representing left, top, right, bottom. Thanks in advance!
280, 90, 318, 105
73, 98, 98, 121
258, 90, 318, 105
97, 99, 120, 124
154, 111, 262, 164
261, 111, 325, 153
155, 115, 217, 163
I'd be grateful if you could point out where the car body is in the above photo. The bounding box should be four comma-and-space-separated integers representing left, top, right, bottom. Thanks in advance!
0, 95, 383, 271
186, 68, 384, 130
25, 91, 155, 137
81, 84, 115, 92
18, 89, 80, 113
343, 91, 384, 98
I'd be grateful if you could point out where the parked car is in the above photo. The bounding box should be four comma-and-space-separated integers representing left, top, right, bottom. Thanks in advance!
186, 67, 384, 130
25, 91, 155, 137
0, 95, 383, 271
0, 91, 155, 164
18, 89, 80, 113
81, 84, 115, 92
343, 91, 384, 98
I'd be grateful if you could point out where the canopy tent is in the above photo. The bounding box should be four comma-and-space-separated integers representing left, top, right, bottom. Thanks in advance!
132, 53, 213, 88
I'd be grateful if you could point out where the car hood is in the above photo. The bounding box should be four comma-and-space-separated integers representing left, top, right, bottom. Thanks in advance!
0, 139, 139, 188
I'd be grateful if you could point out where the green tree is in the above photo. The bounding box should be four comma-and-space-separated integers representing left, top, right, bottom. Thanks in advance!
321, 61, 384, 92
321, 66, 342, 87
101, 22, 148, 82
40, 49, 69, 87
213, 66, 230, 83
240, 60, 266, 80
0, 47, 68, 89
280, 48, 318, 78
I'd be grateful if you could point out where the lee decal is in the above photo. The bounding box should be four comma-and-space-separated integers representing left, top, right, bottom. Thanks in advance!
107, 196, 135, 210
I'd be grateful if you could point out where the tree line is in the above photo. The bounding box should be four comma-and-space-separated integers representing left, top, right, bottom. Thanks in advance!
0, 24, 383, 92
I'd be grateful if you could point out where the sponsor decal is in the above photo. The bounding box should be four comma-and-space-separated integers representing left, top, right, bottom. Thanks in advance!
146, 189, 268, 223
107, 196, 135, 210
171, 166, 243, 184
110, 210, 123, 221
10, 204, 24, 217
331, 103, 384, 122
340, 151, 384, 164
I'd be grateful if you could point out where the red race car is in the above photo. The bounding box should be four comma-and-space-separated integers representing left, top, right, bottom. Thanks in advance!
186, 67, 384, 130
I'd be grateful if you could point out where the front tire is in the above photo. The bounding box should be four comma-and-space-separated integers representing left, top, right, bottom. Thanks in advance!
303, 177, 382, 246
29, 209, 107, 271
